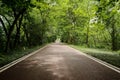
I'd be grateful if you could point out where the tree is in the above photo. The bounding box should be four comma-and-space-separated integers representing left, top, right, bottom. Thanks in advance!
96, 0, 120, 50
1, 0, 31, 52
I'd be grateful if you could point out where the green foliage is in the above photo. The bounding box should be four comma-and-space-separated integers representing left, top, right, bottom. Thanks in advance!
2, 0, 31, 9
70, 45, 120, 68
95, 0, 120, 50
0, 45, 44, 67
0, 0, 120, 53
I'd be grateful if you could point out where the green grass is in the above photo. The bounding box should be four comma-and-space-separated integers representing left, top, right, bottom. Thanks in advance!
70, 45, 120, 68
0, 45, 45, 67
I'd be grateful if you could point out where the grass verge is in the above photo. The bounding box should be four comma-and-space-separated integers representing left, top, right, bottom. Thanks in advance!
70, 45, 120, 68
0, 44, 46, 67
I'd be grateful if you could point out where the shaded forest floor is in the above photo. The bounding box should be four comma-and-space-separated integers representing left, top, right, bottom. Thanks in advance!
70, 45, 120, 68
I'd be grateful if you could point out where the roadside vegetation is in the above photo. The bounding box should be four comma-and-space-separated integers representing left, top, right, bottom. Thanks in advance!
0, 45, 45, 67
70, 45, 120, 68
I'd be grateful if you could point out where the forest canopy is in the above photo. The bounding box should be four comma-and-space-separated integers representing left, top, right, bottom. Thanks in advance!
0, 0, 120, 53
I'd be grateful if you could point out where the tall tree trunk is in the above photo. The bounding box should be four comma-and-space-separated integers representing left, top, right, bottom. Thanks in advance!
2, 15, 11, 27
0, 17, 8, 37
5, 8, 26, 52
86, 0, 90, 47
86, 26, 89, 46
23, 25, 31, 46
109, 16, 117, 51
14, 14, 24, 47
111, 24, 117, 51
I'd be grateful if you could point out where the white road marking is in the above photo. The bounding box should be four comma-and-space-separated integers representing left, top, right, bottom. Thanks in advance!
0, 44, 120, 75
69, 46, 120, 74
0, 45, 49, 73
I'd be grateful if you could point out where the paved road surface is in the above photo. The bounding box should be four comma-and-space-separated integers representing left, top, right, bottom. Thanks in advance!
0, 43, 120, 80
